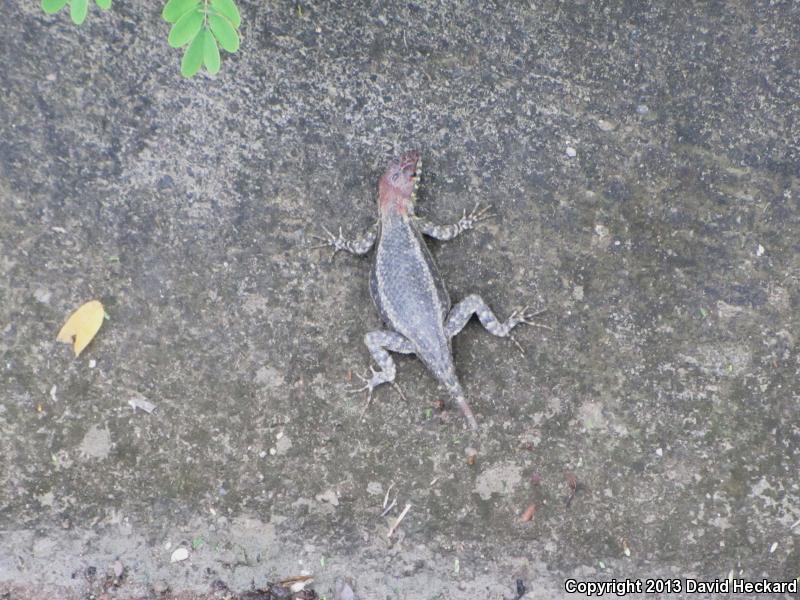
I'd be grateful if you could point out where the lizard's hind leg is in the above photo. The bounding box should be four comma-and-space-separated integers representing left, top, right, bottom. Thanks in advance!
445, 294, 546, 339
350, 330, 414, 407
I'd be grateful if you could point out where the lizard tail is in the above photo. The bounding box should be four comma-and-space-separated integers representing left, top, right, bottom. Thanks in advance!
447, 380, 478, 431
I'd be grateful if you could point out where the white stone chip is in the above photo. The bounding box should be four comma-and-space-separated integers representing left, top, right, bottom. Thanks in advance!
170, 547, 189, 563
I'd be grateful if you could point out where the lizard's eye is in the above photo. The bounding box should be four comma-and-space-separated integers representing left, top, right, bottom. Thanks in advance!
391, 173, 399, 182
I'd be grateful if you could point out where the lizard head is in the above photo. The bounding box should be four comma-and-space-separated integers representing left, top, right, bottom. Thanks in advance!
378, 150, 421, 216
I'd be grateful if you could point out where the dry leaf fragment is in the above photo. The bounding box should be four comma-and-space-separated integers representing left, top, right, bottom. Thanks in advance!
565, 471, 580, 508
520, 504, 536, 522
56, 300, 106, 357
465, 446, 478, 466
619, 536, 631, 556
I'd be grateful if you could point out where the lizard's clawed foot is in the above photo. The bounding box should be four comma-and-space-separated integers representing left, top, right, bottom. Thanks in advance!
350, 367, 406, 419
509, 306, 549, 328
351, 367, 385, 420
507, 306, 549, 356
348, 367, 380, 398
309, 226, 348, 261
459, 202, 496, 231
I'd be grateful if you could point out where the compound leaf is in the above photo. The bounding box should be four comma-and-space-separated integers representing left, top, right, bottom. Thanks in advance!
42, 0, 69, 14
210, 0, 240, 28
203, 28, 220, 74
168, 8, 203, 48
209, 14, 239, 53
181, 28, 205, 77
162, 0, 200, 24
70, 0, 89, 24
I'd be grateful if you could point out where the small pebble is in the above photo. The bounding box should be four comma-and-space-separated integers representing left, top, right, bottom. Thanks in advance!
636, 104, 649, 114
170, 547, 189, 563
565, 147, 577, 158
34, 288, 52, 304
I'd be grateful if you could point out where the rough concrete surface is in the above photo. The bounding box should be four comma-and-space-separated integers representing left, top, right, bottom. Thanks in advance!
1, 1, 799, 598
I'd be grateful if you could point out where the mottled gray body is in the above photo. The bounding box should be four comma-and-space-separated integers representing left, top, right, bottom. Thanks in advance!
370, 214, 455, 388
313, 151, 543, 430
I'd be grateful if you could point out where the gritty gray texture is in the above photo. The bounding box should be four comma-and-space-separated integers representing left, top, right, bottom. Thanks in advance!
1, 1, 799, 599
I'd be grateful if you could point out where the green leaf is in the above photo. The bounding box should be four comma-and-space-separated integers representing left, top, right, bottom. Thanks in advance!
95, 0, 111, 9
202, 29, 220, 74
209, 14, 239, 53
71, 0, 89, 24
181, 29, 205, 77
162, 0, 200, 24
41, 0, 69, 14
210, 0, 240, 28
168, 9, 203, 48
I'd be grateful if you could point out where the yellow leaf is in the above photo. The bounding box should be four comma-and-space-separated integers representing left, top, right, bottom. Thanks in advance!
56, 300, 106, 357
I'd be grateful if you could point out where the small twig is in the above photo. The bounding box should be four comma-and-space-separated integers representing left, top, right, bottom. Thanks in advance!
382, 482, 395, 509
380, 497, 397, 517
790, 517, 800, 530
392, 382, 407, 402
277, 575, 313, 586
429, 477, 439, 487
509, 334, 526, 356
387, 503, 411, 538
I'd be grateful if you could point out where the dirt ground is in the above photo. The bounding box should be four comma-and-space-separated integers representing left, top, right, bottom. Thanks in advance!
1, 1, 798, 599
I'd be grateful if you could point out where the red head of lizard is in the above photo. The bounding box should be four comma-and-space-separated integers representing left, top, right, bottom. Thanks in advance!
378, 150, 420, 217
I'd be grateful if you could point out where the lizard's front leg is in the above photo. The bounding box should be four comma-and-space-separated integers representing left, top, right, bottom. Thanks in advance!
350, 330, 414, 401
416, 203, 495, 241
445, 294, 545, 339
310, 221, 378, 259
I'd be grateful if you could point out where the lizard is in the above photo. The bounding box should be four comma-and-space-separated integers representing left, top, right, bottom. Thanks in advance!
313, 150, 543, 430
